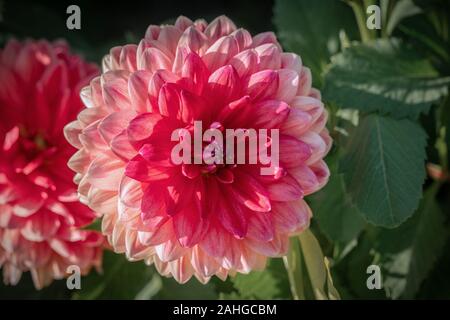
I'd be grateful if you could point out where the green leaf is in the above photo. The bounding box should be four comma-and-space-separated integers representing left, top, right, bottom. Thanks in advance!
310, 155, 366, 243
418, 239, 450, 299
340, 114, 427, 227
231, 270, 281, 300
323, 38, 450, 119
283, 230, 340, 300
333, 232, 387, 299
82, 218, 102, 232
273, 0, 357, 87
72, 251, 157, 300
386, 0, 422, 36
225, 258, 290, 299
377, 186, 447, 298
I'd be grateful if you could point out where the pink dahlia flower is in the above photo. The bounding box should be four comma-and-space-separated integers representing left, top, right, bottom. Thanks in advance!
0, 39, 103, 289
65, 16, 331, 283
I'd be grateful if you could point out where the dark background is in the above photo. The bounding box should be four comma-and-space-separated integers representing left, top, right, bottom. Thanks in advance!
0, 0, 274, 63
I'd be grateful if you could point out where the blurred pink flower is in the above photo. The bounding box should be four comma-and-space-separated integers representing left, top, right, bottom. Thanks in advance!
65, 15, 331, 283
0, 39, 103, 289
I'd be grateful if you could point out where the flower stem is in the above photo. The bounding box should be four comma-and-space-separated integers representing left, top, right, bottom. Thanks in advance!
283, 239, 302, 300
347, 0, 372, 43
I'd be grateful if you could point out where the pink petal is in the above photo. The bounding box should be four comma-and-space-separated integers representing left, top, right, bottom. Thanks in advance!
255, 43, 282, 70
217, 195, 248, 239
199, 222, 227, 258
191, 246, 220, 278
204, 15, 237, 41
63, 121, 82, 148
246, 233, 288, 257
128, 70, 152, 113
207, 65, 241, 105
67, 149, 90, 173
111, 129, 137, 160
175, 16, 194, 31
101, 71, 132, 110
169, 254, 194, 284
119, 44, 138, 71
267, 174, 303, 201
87, 188, 117, 214
127, 113, 164, 142
21, 210, 61, 241
271, 199, 311, 234
181, 52, 209, 95
98, 110, 136, 143
298, 131, 327, 165
246, 70, 279, 101
138, 47, 172, 73
229, 49, 258, 78
203, 36, 238, 72
232, 173, 271, 213
157, 26, 182, 55
252, 99, 290, 129
125, 155, 171, 182
173, 203, 205, 247
86, 152, 124, 190
281, 108, 313, 138
276, 69, 299, 103
298, 67, 312, 96
155, 237, 185, 262
246, 212, 274, 242
278, 135, 312, 167
231, 28, 253, 51
281, 52, 302, 73
252, 32, 280, 48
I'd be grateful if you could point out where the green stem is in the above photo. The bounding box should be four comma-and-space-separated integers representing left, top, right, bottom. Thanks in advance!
347, 0, 372, 42
380, 0, 390, 38
283, 238, 303, 300
363, 0, 379, 38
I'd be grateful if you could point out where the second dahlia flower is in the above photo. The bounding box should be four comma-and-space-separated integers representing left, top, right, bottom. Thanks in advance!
0, 39, 103, 289
65, 15, 331, 283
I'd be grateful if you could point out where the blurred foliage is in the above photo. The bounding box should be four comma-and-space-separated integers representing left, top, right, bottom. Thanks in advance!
275, 0, 450, 300
274, 0, 358, 88
1, 0, 450, 300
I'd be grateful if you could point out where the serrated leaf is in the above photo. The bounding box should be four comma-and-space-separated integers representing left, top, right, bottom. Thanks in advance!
310, 156, 366, 243
273, 0, 357, 87
283, 230, 340, 300
228, 259, 290, 299
377, 186, 447, 299
232, 270, 281, 300
340, 114, 427, 227
323, 38, 450, 119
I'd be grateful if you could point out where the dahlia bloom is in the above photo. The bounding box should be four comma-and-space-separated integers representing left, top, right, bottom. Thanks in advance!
65, 15, 331, 283
0, 39, 103, 289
